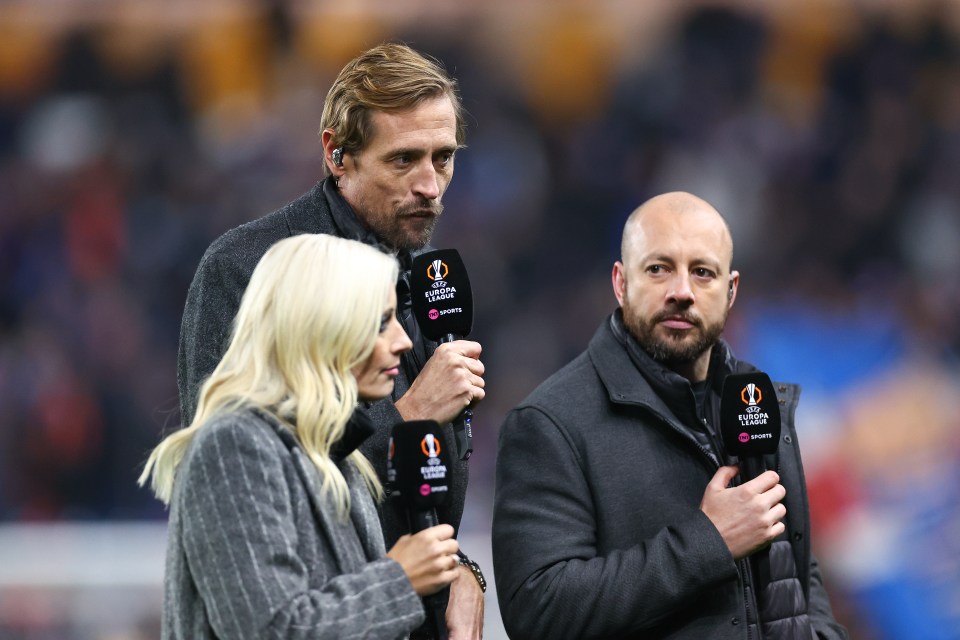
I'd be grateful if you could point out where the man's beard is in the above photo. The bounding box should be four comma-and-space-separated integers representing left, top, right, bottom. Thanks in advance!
357, 197, 443, 251
624, 305, 726, 367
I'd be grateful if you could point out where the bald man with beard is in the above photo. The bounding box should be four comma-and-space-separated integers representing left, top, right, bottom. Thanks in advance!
492, 193, 847, 640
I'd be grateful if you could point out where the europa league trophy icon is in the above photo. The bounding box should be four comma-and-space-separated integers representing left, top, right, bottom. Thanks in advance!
422, 433, 440, 458
745, 383, 759, 406
430, 259, 447, 282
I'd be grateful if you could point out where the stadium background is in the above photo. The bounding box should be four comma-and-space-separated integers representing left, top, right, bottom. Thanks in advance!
1, 0, 959, 637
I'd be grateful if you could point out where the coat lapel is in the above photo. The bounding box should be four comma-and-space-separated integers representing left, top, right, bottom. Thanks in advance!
253, 408, 383, 570
288, 447, 368, 573
343, 462, 387, 562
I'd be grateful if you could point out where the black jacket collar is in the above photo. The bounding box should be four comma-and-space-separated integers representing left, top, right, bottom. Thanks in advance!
587, 312, 675, 415
603, 309, 742, 401
322, 178, 378, 244
590, 310, 744, 465
320, 177, 417, 270
251, 405, 376, 464
330, 408, 377, 463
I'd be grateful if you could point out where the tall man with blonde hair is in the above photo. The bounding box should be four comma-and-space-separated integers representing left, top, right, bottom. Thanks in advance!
178, 43, 485, 639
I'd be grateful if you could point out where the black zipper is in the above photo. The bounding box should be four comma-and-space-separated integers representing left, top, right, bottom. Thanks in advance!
654, 412, 720, 471
643, 406, 760, 640
742, 557, 759, 640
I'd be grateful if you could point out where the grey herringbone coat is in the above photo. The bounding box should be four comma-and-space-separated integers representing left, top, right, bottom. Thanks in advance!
162, 409, 424, 639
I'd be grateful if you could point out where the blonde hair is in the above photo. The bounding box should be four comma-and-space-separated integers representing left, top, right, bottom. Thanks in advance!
320, 42, 466, 170
139, 235, 399, 518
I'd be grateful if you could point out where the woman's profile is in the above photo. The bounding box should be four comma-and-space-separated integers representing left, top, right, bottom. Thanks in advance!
140, 234, 459, 639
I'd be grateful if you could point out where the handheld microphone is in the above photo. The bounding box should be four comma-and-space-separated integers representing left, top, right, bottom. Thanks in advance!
409, 249, 475, 460
719, 372, 781, 484
719, 373, 785, 603
388, 419, 452, 529
388, 420, 453, 640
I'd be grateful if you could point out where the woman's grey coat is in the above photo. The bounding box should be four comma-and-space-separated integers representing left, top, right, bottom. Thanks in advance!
163, 409, 424, 639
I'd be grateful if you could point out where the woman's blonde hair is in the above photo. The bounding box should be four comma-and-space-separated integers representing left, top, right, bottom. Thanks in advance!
139, 234, 399, 517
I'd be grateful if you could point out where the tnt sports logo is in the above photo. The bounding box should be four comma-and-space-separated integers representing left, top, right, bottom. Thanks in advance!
426, 308, 462, 321
421, 433, 441, 459
738, 432, 750, 443
419, 484, 431, 497
427, 259, 449, 282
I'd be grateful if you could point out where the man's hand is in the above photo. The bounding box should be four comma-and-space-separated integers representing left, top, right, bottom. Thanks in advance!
395, 340, 485, 425
445, 564, 484, 640
700, 465, 786, 560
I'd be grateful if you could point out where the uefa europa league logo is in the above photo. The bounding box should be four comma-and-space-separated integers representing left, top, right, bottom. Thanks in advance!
427, 259, 448, 282
742, 383, 760, 406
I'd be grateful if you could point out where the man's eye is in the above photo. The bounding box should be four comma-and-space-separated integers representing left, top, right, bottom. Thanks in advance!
437, 152, 453, 166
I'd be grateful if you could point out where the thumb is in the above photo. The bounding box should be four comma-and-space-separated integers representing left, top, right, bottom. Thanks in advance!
709, 465, 740, 490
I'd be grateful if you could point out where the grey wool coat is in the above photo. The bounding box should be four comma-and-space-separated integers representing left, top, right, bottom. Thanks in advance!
177, 178, 468, 547
163, 408, 425, 639
492, 313, 847, 640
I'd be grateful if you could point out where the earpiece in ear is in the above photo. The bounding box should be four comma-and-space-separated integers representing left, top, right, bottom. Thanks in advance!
728, 281, 734, 298
332, 147, 344, 167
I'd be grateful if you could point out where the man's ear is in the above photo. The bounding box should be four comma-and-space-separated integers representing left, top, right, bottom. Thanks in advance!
612, 261, 627, 307
321, 128, 345, 178
727, 270, 740, 308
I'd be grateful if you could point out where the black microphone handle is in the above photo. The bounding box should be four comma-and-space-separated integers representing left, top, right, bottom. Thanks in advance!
440, 333, 473, 460
408, 508, 450, 640
410, 508, 438, 533
739, 455, 767, 485
738, 454, 774, 606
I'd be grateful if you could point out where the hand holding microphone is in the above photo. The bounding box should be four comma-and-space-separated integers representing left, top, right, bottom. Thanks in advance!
387, 524, 460, 596
404, 249, 483, 460
388, 420, 458, 639
396, 340, 485, 426
701, 372, 787, 560
700, 465, 787, 560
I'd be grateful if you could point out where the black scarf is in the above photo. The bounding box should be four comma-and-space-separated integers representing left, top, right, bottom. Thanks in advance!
609, 309, 731, 465
321, 178, 430, 379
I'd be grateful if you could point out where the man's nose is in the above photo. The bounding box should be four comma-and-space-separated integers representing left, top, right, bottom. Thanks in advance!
412, 161, 440, 200
667, 273, 695, 304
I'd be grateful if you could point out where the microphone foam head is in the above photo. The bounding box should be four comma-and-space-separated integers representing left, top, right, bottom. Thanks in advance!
410, 249, 473, 340
720, 372, 782, 458
387, 420, 452, 511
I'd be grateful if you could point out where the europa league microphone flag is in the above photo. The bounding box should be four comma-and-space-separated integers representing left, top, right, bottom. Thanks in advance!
409, 248, 476, 460
720, 372, 782, 459
410, 249, 473, 341
387, 420, 452, 516
388, 421, 453, 640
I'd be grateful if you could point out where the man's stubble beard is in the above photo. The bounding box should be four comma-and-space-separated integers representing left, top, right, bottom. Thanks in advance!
623, 303, 728, 368
354, 194, 443, 252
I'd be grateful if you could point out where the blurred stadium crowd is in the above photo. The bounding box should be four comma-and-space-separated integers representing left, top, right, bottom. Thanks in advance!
1, 1, 959, 638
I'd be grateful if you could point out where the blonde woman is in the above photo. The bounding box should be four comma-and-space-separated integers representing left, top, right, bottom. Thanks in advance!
140, 234, 459, 639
